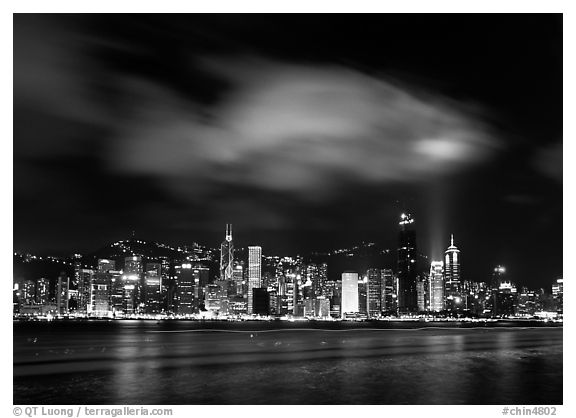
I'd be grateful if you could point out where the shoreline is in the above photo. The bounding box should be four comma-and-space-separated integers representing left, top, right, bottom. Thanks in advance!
13, 318, 563, 330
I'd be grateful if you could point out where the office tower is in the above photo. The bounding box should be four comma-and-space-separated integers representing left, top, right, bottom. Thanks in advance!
416, 276, 427, 312
56, 272, 69, 315
491, 265, 506, 290
97, 259, 116, 273
124, 255, 144, 312
121, 273, 140, 315
253, 287, 270, 315
303, 296, 331, 318
192, 266, 210, 300
21, 280, 35, 305
247, 246, 262, 314
367, 268, 383, 318
397, 213, 418, 313
36, 278, 49, 305
205, 284, 225, 313
109, 270, 125, 316
77, 269, 95, 314
176, 263, 195, 316
72, 254, 82, 291
358, 276, 368, 315
293, 274, 302, 316
220, 224, 234, 281
341, 272, 359, 318
144, 263, 162, 314
552, 277, 563, 315
494, 280, 517, 317
233, 261, 245, 296
444, 235, 462, 312
278, 274, 293, 315
429, 261, 445, 312
90, 272, 112, 317
517, 287, 537, 317
381, 269, 396, 313
305, 263, 328, 298
124, 256, 143, 276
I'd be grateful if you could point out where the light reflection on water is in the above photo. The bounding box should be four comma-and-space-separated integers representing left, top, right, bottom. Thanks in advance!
13, 322, 562, 404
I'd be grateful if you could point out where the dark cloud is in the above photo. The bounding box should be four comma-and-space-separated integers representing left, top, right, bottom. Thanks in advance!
109, 58, 501, 202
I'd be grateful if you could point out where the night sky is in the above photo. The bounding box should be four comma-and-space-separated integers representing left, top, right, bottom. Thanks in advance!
13, 14, 562, 288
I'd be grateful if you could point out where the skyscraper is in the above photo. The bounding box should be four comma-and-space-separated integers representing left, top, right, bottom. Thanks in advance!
144, 263, 162, 314
444, 235, 462, 312
397, 213, 418, 313
341, 272, 359, 318
429, 261, 445, 312
381, 269, 397, 313
366, 268, 382, 318
220, 224, 234, 281
247, 246, 262, 314
491, 265, 506, 290
176, 263, 194, 316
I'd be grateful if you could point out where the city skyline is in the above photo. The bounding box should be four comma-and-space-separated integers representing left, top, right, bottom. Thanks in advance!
14, 14, 562, 293
13, 218, 563, 321
12, 217, 560, 291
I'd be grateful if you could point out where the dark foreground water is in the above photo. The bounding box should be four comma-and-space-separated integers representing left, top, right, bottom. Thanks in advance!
14, 321, 562, 404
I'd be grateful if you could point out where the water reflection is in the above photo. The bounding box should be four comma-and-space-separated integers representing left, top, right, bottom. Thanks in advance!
14, 322, 562, 404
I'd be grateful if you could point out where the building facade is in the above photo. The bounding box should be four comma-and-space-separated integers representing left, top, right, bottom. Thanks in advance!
341, 272, 359, 318
247, 246, 262, 314
397, 213, 418, 313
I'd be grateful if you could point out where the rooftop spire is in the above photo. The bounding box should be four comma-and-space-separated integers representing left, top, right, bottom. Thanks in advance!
451, 234, 454, 246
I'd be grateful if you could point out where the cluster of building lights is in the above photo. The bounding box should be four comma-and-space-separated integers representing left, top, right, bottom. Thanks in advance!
13, 217, 563, 322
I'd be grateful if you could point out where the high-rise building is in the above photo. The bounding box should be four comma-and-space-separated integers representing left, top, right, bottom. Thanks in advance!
20, 280, 35, 305
77, 269, 95, 314
552, 277, 563, 315
429, 261, 445, 312
253, 287, 270, 316
176, 263, 195, 316
144, 263, 163, 314
205, 284, 225, 313
397, 213, 418, 313
381, 269, 396, 313
491, 265, 506, 290
124, 256, 143, 313
247, 246, 262, 314
416, 276, 428, 312
90, 273, 112, 317
124, 256, 143, 276
220, 224, 234, 281
366, 268, 383, 318
341, 272, 359, 318
36, 278, 50, 305
56, 272, 70, 315
109, 270, 125, 316
232, 261, 245, 296
444, 235, 462, 312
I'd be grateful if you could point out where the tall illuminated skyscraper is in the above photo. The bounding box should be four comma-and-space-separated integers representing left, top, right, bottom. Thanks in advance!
381, 269, 397, 312
444, 235, 462, 311
366, 268, 382, 318
491, 265, 506, 290
341, 272, 359, 318
429, 261, 445, 312
220, 224, 234, 281
397, 213, 418, 313
247, 246, 262, 314
176, 263, 194, 316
